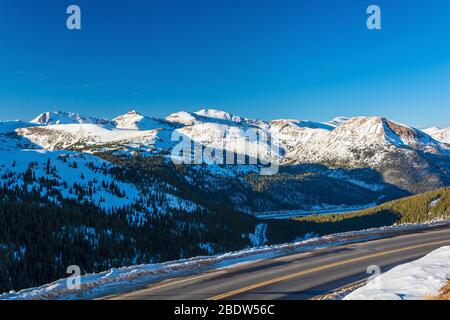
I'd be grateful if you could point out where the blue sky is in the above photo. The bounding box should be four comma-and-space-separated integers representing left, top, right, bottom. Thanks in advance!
0, 0, 449, 127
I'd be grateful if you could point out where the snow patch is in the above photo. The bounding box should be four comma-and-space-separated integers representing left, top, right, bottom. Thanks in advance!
344, 246, 450, 300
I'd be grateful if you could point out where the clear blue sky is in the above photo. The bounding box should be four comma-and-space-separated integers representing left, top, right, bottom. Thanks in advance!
1, 0, 449, 127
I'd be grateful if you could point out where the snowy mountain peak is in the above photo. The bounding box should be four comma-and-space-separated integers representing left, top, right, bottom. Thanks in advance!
424, 127, 450, 144
8, 109, 449, 171
113, 110, 144, 126
124, 110, 141, 116
31, 111, 101, 125
326, 116, 350, 127
331, 116, 444, 151
113, 110, 172, 131
423, 127, 441, 134
297, 120, 334, 130
194, 109, 242, 123
166, 111, 199, 126
336, 116, 401, 139
269, 119, 333, 131
167, 109, 248, 127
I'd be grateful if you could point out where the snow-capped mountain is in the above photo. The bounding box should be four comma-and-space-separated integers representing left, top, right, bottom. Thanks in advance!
15, 110, 178, 153
276, 116, 448, 166
11, 109, 449, 168
195, 108, 243, 123
167, 111, 449, 173
3, 108, 450, 197
424, 127, 450, 144
325, 116, 350, 127
167, 108, 270, 129
113, 110, 175, 131
31, 111, 111, 126
20, 110, 449, 164
16, 123, 166, 152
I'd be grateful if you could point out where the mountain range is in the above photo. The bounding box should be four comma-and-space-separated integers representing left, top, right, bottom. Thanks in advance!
7, 109, 450, 160
0, 108, 448, 215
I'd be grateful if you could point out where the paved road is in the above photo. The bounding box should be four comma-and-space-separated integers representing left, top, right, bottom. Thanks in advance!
255, 206, 373, 220
254, 205, 375, 220
104, 227, 450, 300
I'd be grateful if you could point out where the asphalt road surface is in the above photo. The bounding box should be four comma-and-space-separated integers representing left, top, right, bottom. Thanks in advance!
103, 227, 450, 300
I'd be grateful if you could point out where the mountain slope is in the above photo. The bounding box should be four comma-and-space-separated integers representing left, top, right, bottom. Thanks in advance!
424, 127, 450, 144
7, 108, 450, 203
16, 124, 165, 152
31, 111, 111, 126
267, 187, 450, 244
113, 110, 175, 131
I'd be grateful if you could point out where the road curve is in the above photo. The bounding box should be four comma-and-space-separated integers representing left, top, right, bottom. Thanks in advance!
103, 227, 450, 300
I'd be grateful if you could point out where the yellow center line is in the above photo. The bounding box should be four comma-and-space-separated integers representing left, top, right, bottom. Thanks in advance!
208, 239, 450, 300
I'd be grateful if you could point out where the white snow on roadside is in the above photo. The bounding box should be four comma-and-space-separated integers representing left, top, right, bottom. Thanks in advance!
1, 219, 449, 300
344, 246, 450, 300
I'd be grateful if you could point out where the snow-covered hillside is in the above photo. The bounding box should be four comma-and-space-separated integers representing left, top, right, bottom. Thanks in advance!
0, 148, 198, 216
344, 246, 450, 300
277, 116, 448, 166
424, 127, 450, 144
113, 110, 175, 131
31, 111, 111, 126
16, 123, 169, 153
0, 120, 200, 221
195, 108, 244, 124
325, 116, 350, 127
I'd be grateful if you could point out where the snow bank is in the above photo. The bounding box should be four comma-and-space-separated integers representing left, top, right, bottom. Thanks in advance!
344, 246, 450, 300
1, 219, 449, 300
